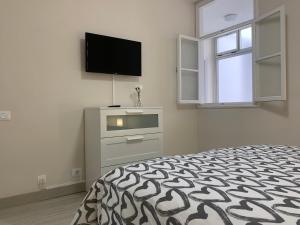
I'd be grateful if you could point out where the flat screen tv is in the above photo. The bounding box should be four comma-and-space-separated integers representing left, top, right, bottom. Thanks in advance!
85, 33, 142, 76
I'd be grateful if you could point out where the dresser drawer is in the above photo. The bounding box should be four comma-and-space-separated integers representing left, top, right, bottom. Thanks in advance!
100, 108, 163, 138
101, 133, 162, 167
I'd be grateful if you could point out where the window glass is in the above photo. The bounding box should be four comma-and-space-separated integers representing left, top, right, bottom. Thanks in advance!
181, 39, 198, 70
240, 27, 252, 49
181, 71, 199, 100
198, 0, 254, 37
256, 11, 281, 58
218, 53, 253, 103
217, 33, 237, 54
256, 56, 281, 97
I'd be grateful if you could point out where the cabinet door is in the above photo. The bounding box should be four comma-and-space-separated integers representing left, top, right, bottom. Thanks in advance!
177, 35, 202, 104
254, 6, 286, 102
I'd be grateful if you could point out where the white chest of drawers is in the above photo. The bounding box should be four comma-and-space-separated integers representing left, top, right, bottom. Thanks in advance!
84, 107, 163, 191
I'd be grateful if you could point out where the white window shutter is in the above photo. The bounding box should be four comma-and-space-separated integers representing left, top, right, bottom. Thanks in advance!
253, 6, 286, 102
177, 35, 203, 104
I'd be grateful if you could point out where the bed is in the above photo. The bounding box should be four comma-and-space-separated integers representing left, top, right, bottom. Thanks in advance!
71, 145, 300, 225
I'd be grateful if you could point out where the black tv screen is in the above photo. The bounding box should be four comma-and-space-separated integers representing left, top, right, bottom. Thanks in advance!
85, 33, 142, 76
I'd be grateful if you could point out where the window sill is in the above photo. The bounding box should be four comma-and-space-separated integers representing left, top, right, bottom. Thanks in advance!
197, 103, 258, 109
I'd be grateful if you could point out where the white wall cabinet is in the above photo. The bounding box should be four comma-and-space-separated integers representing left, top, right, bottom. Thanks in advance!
84, 107, 163, 191
177, 6, 286, 105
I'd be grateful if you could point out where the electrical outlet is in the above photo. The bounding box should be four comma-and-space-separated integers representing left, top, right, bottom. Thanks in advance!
37, 175, 46, 189
0, 111, 11, 121
71, 168, 82, 181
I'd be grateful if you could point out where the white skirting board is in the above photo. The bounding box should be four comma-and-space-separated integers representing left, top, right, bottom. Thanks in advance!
0, 181, 86, 210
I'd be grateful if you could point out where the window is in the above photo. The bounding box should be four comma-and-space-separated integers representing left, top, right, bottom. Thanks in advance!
216, 32, 238, 55
177, 1, 286, 107
240, 27, 252, 49
216, 27, 253, 103
218, 53, 253, 103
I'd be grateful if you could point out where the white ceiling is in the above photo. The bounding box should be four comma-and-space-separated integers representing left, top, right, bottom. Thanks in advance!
198, 0, 254, 36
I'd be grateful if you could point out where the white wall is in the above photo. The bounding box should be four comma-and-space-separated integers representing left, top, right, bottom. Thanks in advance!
0, 0, 199, 198
198, 0, 300, 151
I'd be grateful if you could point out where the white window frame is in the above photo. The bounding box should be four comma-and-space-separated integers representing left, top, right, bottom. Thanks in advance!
176, 1, 286, 108
196, 0, 256, 108
214, 25, 253, 104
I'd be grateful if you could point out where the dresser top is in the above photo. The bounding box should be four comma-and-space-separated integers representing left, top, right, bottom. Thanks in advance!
87, 106, 162, 110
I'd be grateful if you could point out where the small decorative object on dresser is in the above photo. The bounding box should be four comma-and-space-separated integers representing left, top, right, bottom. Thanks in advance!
84, 107, 163, 191
134, 85, 143, 107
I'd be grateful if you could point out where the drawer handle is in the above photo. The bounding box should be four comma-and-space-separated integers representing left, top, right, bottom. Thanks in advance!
126, 135, 144, 142
126, 109, 144, 114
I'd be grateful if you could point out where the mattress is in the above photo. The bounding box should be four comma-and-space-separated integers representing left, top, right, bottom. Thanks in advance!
71, 145, 300, 225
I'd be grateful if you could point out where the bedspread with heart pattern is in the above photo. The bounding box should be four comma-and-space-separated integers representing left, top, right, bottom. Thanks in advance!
71, 145, 300, 225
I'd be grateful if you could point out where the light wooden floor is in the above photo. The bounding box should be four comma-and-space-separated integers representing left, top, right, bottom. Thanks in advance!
0, 192, 86, 225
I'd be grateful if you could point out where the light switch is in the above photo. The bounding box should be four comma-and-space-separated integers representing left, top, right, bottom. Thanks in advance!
0, 111, 11, 121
